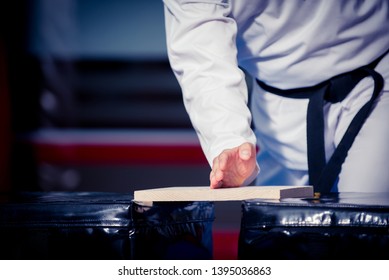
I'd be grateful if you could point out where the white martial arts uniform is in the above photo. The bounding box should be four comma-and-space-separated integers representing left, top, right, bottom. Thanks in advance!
163, 0, 389, 192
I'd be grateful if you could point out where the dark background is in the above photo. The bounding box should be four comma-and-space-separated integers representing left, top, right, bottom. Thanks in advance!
0, 1, 242, 240
1, 0, 211, 192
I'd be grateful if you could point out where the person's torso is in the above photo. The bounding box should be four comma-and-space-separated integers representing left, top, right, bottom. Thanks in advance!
231, 0, 389, 88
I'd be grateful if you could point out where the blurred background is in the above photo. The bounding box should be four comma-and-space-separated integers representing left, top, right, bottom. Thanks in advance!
1, 0, 241, 258
1, 0, 212, 193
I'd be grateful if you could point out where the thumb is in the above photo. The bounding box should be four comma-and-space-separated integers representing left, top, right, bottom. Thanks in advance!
239, 143, 252, 160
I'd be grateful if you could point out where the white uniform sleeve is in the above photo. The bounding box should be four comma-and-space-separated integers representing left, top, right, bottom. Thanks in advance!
163, 0, 257, 167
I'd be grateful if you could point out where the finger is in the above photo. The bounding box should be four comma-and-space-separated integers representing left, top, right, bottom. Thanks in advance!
210, 171, 223, 189
210, 177, 223, 189
209, 169, 214, 182
210, 166, 224, 182
215, 168, 224, 181
239, 143, 253, 160
210, 162, 225, 188
218, 152, 229, 171
215, 180, 223, 189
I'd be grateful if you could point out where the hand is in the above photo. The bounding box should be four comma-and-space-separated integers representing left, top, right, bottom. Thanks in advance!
210, 142, 257, 189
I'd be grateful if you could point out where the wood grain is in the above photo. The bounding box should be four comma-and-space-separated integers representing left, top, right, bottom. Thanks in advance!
134, 186, 313, 202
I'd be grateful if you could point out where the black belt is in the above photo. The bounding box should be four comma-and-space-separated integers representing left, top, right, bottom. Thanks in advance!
256, 50, 388, 193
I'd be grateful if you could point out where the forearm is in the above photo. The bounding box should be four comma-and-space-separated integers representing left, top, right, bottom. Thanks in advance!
163, 0, 256, 166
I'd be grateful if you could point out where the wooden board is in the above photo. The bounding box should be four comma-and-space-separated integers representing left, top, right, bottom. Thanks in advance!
134, 186, 314, 202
